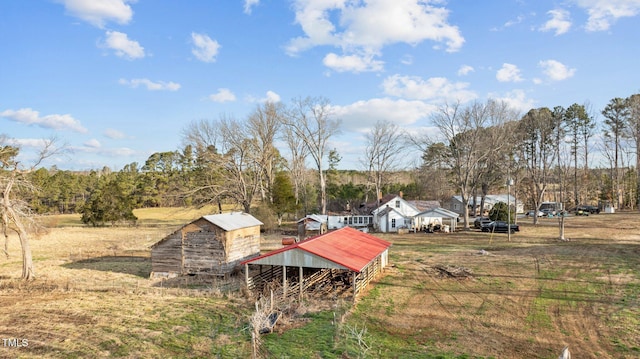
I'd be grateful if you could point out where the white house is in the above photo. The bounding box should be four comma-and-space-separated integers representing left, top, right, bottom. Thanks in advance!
371, 195, 421, 232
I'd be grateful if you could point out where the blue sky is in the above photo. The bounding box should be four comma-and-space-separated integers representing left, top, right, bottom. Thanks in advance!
2, 0, 640, 171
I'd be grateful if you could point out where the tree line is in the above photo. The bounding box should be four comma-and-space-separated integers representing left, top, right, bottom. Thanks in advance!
8, 94, 640, 228
3, 93, 640, 279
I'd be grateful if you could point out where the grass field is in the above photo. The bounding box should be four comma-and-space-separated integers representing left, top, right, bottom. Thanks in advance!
1, 209, 639, 358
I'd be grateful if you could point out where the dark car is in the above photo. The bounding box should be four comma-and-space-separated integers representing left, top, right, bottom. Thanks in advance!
576, 205, 600, 214
473, 216, 492, 229
481, 221, 519, 233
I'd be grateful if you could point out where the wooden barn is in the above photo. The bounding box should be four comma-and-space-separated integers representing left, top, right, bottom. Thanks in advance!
150, 212, 263, 278
243, 227, 391, 301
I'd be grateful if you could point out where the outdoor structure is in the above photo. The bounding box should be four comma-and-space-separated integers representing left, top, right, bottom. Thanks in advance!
413, 207, 460, 232
297, 214, 328, 238
243, 227, 391, 301
447, 195, 523, 216
150, 212, 262, 278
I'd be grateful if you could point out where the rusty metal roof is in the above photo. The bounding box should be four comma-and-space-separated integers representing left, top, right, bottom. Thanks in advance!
243, 227, 391, 272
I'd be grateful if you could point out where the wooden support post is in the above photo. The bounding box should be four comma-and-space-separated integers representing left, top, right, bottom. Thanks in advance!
245, 263, 249, 288
352, 271, 357, 302
299, 266, 304, 300
282, 265, 287, 298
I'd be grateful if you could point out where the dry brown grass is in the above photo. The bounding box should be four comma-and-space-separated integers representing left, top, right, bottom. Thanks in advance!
0, 223, 252, 358
351, 213, 640, 358
1, 212, 639, 358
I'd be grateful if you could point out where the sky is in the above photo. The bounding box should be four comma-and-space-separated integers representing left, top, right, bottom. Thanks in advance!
2, 0, 640, 171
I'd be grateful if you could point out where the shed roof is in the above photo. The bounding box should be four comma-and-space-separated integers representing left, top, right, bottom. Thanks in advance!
416, 207, 460, 218
202, 212, 263, 231
242, 227, 391, 272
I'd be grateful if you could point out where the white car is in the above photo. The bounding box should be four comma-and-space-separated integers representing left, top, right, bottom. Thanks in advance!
526, 210, 544, 217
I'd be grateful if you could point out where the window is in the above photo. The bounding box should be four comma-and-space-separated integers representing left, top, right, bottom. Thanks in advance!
395, 200, 400, 208
358, 217, 363, 224
348, 217, 353, 224
391, 219, 396, 228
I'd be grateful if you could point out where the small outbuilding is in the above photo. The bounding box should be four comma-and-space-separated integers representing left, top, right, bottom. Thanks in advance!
150, 212, 263, 278
243, 227, 391, 301
414, 207, 460, 232
297, 214, 328, 238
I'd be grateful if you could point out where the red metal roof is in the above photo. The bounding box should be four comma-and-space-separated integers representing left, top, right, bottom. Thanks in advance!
243, 227, 392, 272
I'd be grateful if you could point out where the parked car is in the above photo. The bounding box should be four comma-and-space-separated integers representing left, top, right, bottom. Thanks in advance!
576, 205, 600, 214
473, 216, 492, 229
525, 210, 544, 217
540, 208, 556, 217
481, 221, 519, 233
575, 208, 590, 216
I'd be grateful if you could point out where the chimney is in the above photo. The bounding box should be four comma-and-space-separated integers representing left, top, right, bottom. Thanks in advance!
399, 191, 403, 198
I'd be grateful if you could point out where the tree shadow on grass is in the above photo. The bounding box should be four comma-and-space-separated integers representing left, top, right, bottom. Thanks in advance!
62, 256, 151, 278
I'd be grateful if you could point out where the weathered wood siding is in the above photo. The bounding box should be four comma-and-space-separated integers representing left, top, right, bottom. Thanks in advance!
225, 226, 261, 263
150, 232, 182, 276
182, 229, 226, 275
152, 217, 261, 277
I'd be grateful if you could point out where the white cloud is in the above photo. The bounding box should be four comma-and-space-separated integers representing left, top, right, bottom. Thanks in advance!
103, 31, 145, 59
496, 63, 524, 82
191, 32, 220, 63
76, 146, 137, 158
382, 74, 477, 103
331, 98, 437, 132
5, 138, 53, 149
1, 108, 88, 133
286, 0, 464, 72
504, 15, 525, 28
119, 78, 181, 91
209, 88, 236, 103
323, 52, 384, 73
104, 128, 126, 139
244, 0, 260, 14
59, 0, 134, 28
457, 65, 474, 76
539, 9, 572, 35
84, 139, 102, 148
487, 89, 535, 114
262, 91, 281, 103
400, 54, 413, 65
574, 0, 640, 32
539, 59, 576, 81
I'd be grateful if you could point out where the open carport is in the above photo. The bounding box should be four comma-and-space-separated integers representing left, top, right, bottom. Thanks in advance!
242, 227, 391, 301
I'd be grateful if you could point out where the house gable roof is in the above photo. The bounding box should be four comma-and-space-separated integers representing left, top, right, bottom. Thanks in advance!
242, 227, 391, 272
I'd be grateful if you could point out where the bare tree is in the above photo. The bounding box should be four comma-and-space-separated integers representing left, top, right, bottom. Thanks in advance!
517, 107, 559, 225
182, 116, 262, 213
602, 97, 630, 209
361, 120, 406, 221
282, 96, 340, 215
247, 101, 284, 203
182, 119, 227, 208
1, 136, 60, 280
626, 93, 640, 210
282, 125, 308, 211
431, 100, 517, 230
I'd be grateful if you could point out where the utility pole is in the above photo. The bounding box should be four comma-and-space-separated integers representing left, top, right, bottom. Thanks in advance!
507, 177, 514, 242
